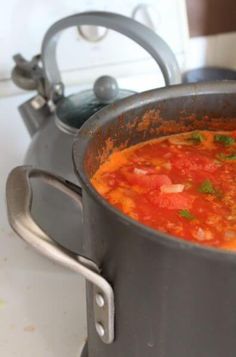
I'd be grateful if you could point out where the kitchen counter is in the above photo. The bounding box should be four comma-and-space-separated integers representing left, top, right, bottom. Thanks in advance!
0, 94, 86, 357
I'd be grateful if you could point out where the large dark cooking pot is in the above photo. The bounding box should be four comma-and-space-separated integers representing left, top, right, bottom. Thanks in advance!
6, 81, 236, 357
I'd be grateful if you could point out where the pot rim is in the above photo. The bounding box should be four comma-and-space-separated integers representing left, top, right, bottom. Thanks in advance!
73, 80, 236, 263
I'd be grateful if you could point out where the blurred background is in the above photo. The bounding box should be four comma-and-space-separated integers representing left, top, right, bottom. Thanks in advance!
0, 0, 236, 97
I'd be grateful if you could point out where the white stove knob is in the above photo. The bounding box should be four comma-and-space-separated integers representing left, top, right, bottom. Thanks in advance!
78, 25, 108, 42
132, 4, 161, 32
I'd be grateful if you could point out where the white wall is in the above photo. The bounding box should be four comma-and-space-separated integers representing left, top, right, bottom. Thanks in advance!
186, 32, 236, 71
0, 0, 188, 96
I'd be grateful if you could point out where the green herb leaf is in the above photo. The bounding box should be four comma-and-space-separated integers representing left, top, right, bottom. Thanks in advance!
214, 134, 235, 146
225, 153, 236, 160
198, 179, 216, 194
191, 132, 206, 143
218, 152, 236, 160
179, 209, 195, 220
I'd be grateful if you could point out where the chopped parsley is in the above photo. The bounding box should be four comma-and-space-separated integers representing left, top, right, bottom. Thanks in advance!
191, 132, 206, 143
179, 209, 195, 220
225, 153, 236, 160
214, 134, 235, 146
218, 152, 236, 161
198, 179, 216, 194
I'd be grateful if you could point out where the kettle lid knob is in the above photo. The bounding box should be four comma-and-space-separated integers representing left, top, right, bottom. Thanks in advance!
93, 75, 119, 103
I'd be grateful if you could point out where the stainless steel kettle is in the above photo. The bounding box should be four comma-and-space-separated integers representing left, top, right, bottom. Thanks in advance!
12, 11, 181, 252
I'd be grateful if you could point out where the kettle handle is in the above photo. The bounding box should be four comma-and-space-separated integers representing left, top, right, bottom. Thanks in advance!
41, 11, 181, 101
6, 166, 115, 345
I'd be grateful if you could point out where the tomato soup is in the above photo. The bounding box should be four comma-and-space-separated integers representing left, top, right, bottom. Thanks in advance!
91, 131, 236, 250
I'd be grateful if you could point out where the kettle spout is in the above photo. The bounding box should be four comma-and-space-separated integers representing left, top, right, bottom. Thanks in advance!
19, 95, 51, 137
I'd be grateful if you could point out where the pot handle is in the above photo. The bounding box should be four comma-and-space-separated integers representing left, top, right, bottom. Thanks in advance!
6, 166, 115, 344
41, 11, 181, 101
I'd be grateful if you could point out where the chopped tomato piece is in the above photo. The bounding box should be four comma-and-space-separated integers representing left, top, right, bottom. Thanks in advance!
150, 192, 193, 210
123, 170, 171, 189
173, 155, 217, 174
231, 131, 236, 138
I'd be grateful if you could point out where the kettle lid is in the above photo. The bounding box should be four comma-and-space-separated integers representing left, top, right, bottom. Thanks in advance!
56, 75, 135, 131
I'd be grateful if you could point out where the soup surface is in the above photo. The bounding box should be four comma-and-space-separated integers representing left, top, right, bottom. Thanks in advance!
91, 131, 236, 250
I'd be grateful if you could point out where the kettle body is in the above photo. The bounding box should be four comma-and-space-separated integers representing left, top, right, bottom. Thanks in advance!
22, 82, 135, 183
25, 115, 76, 181
21, 104, 84, 253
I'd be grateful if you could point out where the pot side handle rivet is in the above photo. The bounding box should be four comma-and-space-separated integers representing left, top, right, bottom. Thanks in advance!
96, 322, 105, 337
95, 294, 105, 308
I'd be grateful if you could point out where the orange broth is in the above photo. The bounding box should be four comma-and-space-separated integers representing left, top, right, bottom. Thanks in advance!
91, 131, 236, 250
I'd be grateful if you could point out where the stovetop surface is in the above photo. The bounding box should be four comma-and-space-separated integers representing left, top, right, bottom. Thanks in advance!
0, 93, 87, 357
